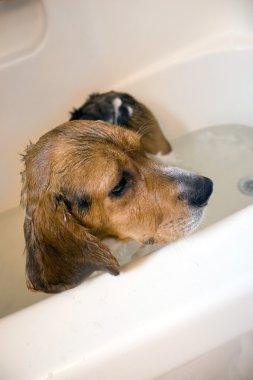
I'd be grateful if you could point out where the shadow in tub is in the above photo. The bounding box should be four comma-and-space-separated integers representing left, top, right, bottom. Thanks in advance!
1, 124, 252, 318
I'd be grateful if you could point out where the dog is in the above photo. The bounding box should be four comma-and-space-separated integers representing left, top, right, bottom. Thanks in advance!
21, 120, 213, 293
69, 91, 172, 155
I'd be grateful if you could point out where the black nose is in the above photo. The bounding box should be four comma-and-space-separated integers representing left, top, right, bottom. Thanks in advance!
181, 176, 213, 207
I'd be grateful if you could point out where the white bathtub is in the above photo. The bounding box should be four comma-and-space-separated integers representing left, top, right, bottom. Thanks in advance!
1, 1, 253, 379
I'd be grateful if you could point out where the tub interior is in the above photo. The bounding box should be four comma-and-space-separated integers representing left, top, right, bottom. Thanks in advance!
1, 1, 253, 379
1, 123, 253, 319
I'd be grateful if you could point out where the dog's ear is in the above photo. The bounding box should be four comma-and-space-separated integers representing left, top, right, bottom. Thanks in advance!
24, 192, 120, 293
129, 104, 172, 155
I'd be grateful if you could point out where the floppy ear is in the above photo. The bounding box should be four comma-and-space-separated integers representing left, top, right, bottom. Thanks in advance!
24, 192, 120, 293
129, 104, 172, 155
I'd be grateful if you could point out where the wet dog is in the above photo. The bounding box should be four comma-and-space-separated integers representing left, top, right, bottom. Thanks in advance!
70, 91, 172, 155
21, 119, 212, 293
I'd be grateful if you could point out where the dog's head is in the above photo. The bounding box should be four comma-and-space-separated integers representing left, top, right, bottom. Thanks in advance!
21, 120, 213, 293
70, 91, 172, 155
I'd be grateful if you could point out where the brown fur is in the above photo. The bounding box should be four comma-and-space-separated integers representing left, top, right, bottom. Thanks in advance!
126, 101, 172, 154
21, 120, 208, 293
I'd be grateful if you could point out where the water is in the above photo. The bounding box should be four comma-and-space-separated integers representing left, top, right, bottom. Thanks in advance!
0, 124, 252, 318
169, 124, 253, 228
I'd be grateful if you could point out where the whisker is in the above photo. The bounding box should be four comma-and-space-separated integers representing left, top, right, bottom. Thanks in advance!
135, 119, 154, 137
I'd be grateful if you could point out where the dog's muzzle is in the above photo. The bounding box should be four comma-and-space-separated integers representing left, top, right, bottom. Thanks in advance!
165, 167, 213, 208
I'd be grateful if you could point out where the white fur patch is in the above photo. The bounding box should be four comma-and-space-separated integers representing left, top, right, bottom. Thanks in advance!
127, 105, 133, 117
165, 166, 194, 179
24, 209, 32, 220
159, 166, 196, 184
112, 97, 122, 123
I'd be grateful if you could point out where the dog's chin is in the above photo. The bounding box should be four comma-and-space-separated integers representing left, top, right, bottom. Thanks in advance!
182, 206, 206, 236
153, 206, 206, 245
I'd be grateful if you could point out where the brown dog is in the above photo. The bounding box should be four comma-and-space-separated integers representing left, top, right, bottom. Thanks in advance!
21, 120, 212, 293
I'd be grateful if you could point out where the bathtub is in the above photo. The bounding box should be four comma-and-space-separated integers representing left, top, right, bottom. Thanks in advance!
1, 1, 253, 379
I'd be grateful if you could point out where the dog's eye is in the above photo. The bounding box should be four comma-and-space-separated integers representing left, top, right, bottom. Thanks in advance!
110, 171, 133, 198
77, 197, 91, 212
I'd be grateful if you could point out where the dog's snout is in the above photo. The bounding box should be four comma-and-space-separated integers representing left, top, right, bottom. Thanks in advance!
180, 176, 213, 208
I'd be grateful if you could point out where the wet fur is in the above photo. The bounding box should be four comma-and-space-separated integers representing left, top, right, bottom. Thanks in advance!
21, 120, 211, 293
70, 91, 172, 155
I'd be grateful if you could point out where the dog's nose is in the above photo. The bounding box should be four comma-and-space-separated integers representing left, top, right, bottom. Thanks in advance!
180, 176, 213, 207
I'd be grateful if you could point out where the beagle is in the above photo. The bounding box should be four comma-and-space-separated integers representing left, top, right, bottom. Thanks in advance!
21, 120, 213, 293
70, 91, 172, 155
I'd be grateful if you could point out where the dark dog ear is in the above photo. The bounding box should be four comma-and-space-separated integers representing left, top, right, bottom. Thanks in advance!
129, 104, 172, 155
24, 192, 120, 293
